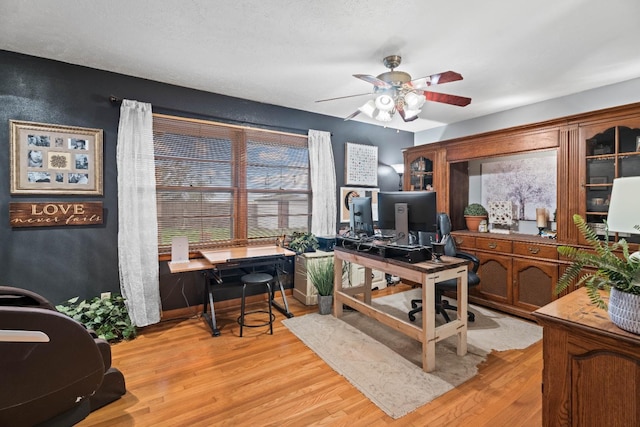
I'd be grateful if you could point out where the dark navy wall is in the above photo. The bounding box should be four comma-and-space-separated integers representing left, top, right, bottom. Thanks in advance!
0, 50, 413, 307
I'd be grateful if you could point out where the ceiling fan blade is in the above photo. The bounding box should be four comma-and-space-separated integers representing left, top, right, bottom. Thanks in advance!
344, 110, 361, 121
315, 92, 372, 103
421, 91, 472, 107
409, 71, 463, 89
353, 74, 393, 89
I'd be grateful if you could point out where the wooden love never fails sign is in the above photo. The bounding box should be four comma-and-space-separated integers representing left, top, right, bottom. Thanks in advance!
9, 202, 103, 227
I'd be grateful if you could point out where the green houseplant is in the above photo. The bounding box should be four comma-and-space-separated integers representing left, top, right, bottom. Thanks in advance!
463, 203, 488, 231
288, 231, 319, 254
307, 257, 345, 314
56, 293, 136, 342
557, 214, 640, 334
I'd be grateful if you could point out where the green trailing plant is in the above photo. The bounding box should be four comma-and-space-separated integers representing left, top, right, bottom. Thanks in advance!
307, 258, 346, 296
288, 231, 319, 254
556, 214, 640, 309
464, 203, 488, 216
56, 294, 136, 342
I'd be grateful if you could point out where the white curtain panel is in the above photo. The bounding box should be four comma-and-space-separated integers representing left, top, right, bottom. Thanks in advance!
308, 129, 337, 236
116, 100, 161, 327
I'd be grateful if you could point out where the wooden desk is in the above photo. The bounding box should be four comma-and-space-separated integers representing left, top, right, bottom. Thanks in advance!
333, 247, 469, 373
534, 288, 640, 427
169, 246, 296, 336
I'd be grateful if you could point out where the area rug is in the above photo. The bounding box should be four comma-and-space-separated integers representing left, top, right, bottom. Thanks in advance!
282, 288, 542, 419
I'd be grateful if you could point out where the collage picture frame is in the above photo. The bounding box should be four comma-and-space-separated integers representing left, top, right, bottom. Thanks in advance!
10, 120, 103, 195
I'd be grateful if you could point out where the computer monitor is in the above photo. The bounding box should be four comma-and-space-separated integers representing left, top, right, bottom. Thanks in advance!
349, 196, 374, 237
377, 191, 437, 244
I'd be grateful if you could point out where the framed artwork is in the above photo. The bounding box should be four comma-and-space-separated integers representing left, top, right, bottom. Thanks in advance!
339, 187, 379, 223
10, 120, 103, 195
345, 142, 378, 186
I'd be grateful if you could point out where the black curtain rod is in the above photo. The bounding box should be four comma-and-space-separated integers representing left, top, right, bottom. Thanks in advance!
108, 95, 320, 136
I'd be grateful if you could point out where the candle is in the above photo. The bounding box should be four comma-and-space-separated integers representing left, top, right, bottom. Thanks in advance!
536, 208, 547, 228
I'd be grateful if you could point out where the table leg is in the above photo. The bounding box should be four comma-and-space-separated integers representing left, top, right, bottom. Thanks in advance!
203, 271, 221, 337
271, 263, 294, 318
456, 270, 468, 356
333, 255, 344, 317
422, 273, 437, 372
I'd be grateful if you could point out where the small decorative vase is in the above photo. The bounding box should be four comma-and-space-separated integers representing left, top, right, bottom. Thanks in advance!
608, 287, 640, 335
317, 294, 333, 315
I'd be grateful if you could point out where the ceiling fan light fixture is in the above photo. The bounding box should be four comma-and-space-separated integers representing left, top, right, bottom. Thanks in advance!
375, 94, 394, 112
402, 108, 422, 120
404, 91, 425, 109
375, 110, 393, 122
358, 100, 377, 118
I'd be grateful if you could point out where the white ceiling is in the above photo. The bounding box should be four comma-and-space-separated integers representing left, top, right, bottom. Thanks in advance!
2, 0, 640, 132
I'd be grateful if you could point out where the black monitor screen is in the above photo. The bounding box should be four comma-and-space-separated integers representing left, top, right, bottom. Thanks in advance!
377, 191, 437, 234
349, 196, 374, 237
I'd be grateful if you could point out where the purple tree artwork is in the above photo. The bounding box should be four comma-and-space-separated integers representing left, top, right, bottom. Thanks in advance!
481, 156, 556, 221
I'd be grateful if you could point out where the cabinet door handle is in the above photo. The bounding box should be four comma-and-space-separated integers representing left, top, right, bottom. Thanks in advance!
528, 247, 540, 254
488, 243, 497, 249
455, 238, 464, 245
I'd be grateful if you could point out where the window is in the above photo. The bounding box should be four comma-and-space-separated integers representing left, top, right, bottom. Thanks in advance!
153, 114, 310, 252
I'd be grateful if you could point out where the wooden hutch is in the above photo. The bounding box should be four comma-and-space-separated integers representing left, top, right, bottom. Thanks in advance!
403, 102, 640, 320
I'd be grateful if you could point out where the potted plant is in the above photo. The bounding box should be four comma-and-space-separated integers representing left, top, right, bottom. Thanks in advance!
56, 293, 137, 342
556, 214, 640, 334
307, 257, 342, 315
463, 203, 488, 232
288, 231, 319, 254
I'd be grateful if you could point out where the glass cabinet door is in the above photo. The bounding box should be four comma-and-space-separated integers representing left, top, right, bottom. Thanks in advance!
409, 156, 433, 191
583, 124, 640, 244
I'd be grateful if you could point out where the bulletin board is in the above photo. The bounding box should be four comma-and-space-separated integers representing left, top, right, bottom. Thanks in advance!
344, 142, 378, 186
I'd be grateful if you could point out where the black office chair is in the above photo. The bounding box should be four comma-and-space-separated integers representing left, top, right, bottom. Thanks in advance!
408, 212, 481, 323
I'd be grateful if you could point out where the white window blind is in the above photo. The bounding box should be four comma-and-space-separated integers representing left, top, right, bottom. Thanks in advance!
153, 114, 310, 252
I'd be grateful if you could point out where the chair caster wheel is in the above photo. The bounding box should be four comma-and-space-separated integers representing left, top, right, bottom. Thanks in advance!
468, 312, 475, 322
408, 313, 416, 322
411, 301, 418, 309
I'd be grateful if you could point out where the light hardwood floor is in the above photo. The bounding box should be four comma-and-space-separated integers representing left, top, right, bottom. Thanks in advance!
80, 285, 542, 427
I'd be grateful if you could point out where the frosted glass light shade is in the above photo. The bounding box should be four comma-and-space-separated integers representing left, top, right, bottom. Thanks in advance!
375, 94, 394, 112
358, 100, 376, 118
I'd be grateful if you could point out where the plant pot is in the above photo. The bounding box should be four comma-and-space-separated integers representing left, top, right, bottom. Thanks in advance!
608, 287, 640, 335
464, 215, 486, 232
317, 294, 333, 315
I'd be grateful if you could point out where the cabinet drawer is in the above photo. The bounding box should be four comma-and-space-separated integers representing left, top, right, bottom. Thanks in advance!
476, 237, 512, 253
453, 235, 475, 250
513, 242, 558, 259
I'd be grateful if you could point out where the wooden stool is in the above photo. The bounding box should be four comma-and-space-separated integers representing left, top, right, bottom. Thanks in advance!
238, 273, 275, 337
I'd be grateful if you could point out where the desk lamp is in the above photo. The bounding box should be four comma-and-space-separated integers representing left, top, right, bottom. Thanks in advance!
606, 176, 640, 235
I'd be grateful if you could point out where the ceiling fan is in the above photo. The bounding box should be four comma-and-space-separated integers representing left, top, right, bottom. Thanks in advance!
316, 55, 471, 123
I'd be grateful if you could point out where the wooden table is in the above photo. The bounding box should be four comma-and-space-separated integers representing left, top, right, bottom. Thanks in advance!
169, 245, 296, 336
333, 246, 469, 372
534, 288, 640, 427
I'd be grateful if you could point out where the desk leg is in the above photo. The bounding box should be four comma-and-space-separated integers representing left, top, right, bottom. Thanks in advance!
202, 271, 221, 337
456, 269, 468, 356
422, 273, 437, 372
271, 261, 294, 318
333, 255, 344, 318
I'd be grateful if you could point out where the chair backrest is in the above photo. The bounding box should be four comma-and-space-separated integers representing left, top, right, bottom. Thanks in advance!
436, 213, 458, 257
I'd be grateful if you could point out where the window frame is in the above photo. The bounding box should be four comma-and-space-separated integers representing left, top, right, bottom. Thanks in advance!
153, 114, 310, 254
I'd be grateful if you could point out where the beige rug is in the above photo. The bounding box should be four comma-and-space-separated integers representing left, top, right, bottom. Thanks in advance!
282, 288, 542, 419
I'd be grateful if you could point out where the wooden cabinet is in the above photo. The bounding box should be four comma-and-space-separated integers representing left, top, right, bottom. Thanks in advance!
534, 288, 640, 427
453, 231, 560, 320
579, 117, 640, 245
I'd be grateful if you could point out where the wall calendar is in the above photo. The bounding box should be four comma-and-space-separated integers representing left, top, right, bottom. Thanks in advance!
344, 142, 378, 186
